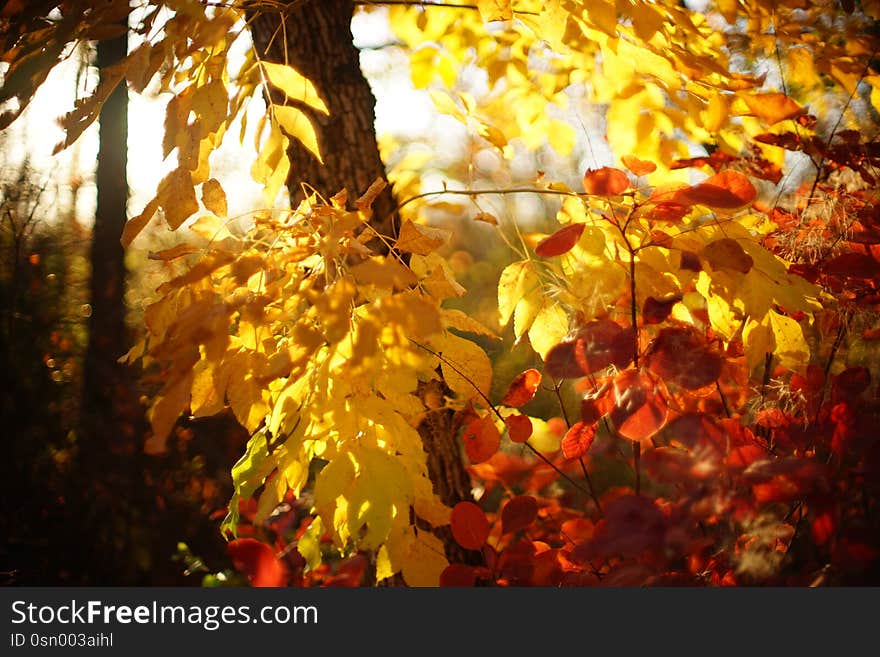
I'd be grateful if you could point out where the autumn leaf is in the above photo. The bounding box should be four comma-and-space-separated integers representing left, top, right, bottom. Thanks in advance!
609, 370, 668, 442
561, 421, 597, 460
261, 61, 328, 114
462, 416, 501, 463
535, 222, 585, 257
646, 327, 722, 390
450, 501, 490, 550
504, 413, 533, 443
201, 178, 228, 218
742, 92, 805, 126
674, 170, 757, 210
621, 155, 657, 176
477, 0, 513, 22
702, 238, 754, 273
157, 167, 199, 230
641, 295, 682, 324
396, 220, 451, 254
501, 495, 538, 534
227, 538, 286, 587
583, 167, 630, 196
501, 368, 542, 407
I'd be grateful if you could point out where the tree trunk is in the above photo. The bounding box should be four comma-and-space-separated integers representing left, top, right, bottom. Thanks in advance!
79, 31, 147, 583
248, 1, 480, 570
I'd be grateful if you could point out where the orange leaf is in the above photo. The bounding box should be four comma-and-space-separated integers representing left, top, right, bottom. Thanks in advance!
742, 92, 805, 126
501, 495, 538, 534
227, 539, 286, 587
450, 501, 490, 550
462, 416, 501, 463
535, 222, 585, 257
583, 167, 630, 196
675, 170, 756, 210
621, 155, 657, 176
501, 368, 542, 407
504, 414, 533, 443
609, 370, 668, 442
561, 421, 596, 459
646, 202, 689, 224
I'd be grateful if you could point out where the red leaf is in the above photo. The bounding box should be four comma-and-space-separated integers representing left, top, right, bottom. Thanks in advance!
501, 368, 542, 407
641, 295, 682, 324
648, 202, 690, 223
462, 416, 501, 463
679, 250, 702, 271
674, 170, 757, 210
824, 253, 880, 279
440, 563, 478, 587
450, 501, 490, 550
609, 370, 668, 442
621, 155, 657, 176
535, 222, 585, 257
832, 367, 871, 402
504, 413, 533, 443
665, 413, 726, 455
581, 385, 614, 424
573, 319, 633, 374
544, 341, 585, 379
561, 421, 597, 459
583, 166, 630, 195
501, 495, 539, 534
227, 538, 286, 587
646, 327, 722, 390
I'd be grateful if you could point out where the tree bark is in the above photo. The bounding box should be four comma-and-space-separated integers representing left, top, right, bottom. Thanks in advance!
248, 0, 397, 242
79, 31, 147, 583
248, 1, 480, 570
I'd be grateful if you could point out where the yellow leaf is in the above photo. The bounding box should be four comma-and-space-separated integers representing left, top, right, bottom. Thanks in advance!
768, 311, 810, 373
401, 530, 448, 586
351, 256, 418, 290
743, 311, 810, 375
396, 220, 451, 255
741, 93, 804, 126
435, 331, 492, 400
146, 371, 193, 454
585, 0, 618, 38
296, 517, 324, 572
441, 308, 499, 339
528, 303, 569, 360
703, 92, 729, 134
513, 282, 544, 341
157, 167, 199, 230
121, 197, 160, 248
228, 371, 269, 433
201, 178, 228, 218
273, 105, 323, 164
190, 360, 228, 418
498, 260, 540, 327
190, 79, 228, 136
189, 214, 233, 242
313, 445, 413, 550
261, 61, 328, 114
477, 0, 513, 22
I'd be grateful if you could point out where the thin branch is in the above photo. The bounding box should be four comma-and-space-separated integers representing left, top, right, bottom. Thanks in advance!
578, 457, 604, 518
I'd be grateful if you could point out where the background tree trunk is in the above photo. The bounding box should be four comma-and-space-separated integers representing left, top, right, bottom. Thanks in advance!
248, 0, 481, 569
79, 30, 147, 583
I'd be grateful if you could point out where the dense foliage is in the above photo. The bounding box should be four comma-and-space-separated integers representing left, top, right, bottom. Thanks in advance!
3, 0, 879, 585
